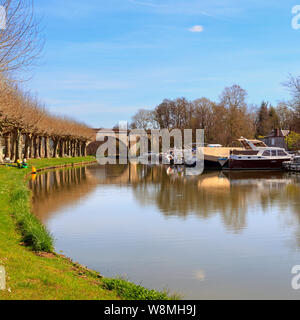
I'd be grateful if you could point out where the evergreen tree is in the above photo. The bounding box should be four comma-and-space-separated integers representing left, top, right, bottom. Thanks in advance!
268, 106, 280, 130
256, 102, 270, 137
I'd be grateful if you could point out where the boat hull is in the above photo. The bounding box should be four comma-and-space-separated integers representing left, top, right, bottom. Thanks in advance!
204, 159, 225, 170
228, 158, 288, 170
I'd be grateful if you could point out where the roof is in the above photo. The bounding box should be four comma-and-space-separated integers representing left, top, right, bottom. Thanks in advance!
265, 129, 290, 138
281, 130, 290, 137
238, 139, 265, 144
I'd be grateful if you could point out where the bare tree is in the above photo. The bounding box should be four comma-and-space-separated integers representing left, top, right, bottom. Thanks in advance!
131, 109, 159, 130
276, 102, 294, 130
284, 75, 300, 103
0, 0, 43, 75
0, 76, 93, 162
283, 75, 300, 131
192, 98, 215, 142
219, 85, 253, 145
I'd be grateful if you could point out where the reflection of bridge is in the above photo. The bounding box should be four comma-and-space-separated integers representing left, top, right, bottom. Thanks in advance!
87, 163, 142, 184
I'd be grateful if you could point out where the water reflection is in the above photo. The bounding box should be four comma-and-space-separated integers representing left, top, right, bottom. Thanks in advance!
30, 164, 300, 242
29, 164, 300, 299
29, 166, 98, 222
93, 165, 298, 234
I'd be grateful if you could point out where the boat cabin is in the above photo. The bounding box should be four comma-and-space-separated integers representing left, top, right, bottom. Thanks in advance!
238, 138, 268, 150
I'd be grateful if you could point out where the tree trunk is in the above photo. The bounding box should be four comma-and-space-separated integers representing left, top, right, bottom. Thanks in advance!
71, 140, 75, 157
38, 137, 44, 158
38, 137, 41, 158
73, 141, 77, 157
10, 129, 17, 162
4, 133, 11, 160
64, 140, 69, 157
65, 140, 69, 157
0, 136, 4, 163
24, 134, 31, 159
78, 141, 82, 157
44, 136, 50, 158
53, 138, 59, 158
29, 135, 34, 159
13, 128, 23, 162
33, 135, 39, 158
59, 139, 65, 157
75, 141, 78, 157
82, 141, 87, 157
67, 140, 70, 157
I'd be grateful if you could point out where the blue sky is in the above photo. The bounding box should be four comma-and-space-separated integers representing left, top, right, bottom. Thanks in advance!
24, 0, 300, 128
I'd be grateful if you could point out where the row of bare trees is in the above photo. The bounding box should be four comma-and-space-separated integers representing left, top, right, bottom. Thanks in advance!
0, 1, 94, 162
0, 76, 93, 162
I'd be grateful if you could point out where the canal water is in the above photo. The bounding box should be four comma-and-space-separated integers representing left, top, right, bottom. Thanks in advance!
29, 164, 300, 299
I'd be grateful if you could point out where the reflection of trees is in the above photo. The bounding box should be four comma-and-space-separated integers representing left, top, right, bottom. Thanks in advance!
30, 164, 300, 242
130, 167, 250, 232
95, 165, 300, 234
29, 166, 98, 223
259, 176, 300, 248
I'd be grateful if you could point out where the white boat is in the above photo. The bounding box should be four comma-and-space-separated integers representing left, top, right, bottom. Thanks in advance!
228, 138, 291, 170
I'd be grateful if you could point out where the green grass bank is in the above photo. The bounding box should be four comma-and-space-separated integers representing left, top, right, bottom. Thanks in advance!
0, 157, 172, 300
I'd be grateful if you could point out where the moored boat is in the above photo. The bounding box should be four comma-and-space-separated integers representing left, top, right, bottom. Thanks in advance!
227, 139, 291, 170
203, 144, 243, 170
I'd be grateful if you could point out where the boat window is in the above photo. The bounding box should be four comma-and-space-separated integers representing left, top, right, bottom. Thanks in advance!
278, 150, 287, 156
253, 142, 267, 148
262, 150, 271, 157
240, 140, 252, 150
271, 150, 277, 157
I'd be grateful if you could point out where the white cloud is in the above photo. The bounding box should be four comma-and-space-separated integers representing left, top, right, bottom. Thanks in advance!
189, 25, 204, 32
129, 0, 159, 7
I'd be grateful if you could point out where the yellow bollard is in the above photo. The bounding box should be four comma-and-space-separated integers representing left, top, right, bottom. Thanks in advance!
32, 166, 37, 175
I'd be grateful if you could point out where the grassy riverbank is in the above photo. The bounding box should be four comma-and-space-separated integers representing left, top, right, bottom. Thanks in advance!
0, 157, 172, 300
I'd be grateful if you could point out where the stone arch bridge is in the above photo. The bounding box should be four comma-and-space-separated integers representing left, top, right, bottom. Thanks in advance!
88, 128, 153, 157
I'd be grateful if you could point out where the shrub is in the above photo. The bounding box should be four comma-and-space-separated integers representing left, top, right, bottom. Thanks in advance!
10, 185, 54, 252
101, 278, 175, 300
285, 131, 300, 151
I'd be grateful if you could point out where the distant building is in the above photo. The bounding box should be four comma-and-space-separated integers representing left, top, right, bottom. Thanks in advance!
261, 129, 290, 150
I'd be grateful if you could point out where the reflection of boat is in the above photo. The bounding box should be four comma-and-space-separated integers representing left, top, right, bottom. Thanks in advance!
198, 174, 230, 193
227, 139, 291, 170
222, 170, 286, 180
